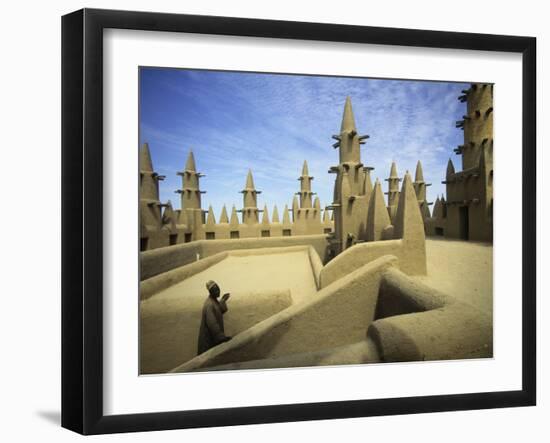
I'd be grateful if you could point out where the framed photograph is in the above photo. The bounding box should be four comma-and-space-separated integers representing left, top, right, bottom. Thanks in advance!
61, 8, 536, 435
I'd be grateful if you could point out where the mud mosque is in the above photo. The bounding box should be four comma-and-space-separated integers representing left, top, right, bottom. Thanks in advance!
139, 83, 494, 374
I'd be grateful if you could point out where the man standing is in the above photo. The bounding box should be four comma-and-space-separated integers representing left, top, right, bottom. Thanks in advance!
197, 280, 232, 355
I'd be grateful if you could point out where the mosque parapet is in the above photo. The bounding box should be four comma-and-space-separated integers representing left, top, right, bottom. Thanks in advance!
139, 149, 333, 251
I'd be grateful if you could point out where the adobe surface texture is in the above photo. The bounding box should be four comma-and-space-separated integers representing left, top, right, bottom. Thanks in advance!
141, 240, 492, 374
416, 238, 493, 318
140, 250, 316, 373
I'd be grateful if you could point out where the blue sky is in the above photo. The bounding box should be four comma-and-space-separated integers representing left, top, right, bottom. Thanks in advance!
139, 68, 468, 218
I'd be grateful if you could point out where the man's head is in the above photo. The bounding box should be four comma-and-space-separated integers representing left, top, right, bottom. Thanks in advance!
206, 280, 220, 298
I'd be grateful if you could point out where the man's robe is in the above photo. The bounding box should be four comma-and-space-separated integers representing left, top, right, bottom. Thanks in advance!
197, 296, 229, 355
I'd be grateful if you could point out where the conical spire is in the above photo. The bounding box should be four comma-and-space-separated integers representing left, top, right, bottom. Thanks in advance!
140, 143, 154, 172
415, 160, 425, 182
389, 161, 399, 179
242, 169, 259, 224
313, 196, 321, 211
386, 161, 401, 217
366, 179, 391, 241
229, 205, 239, 226
446, 158, 455, 178
420, 202, 431, 219
219, 205, 229, 223
245, 169, 255, 189
179, 149, 203, 212
282, 204, 291, 225
432, 196, 442, 219
394, 172, 425, 243
261, 205, 270, 225
340, 96, 357, 133
206, 205, 216, 226
335, 95, 365, 165
262, 205, 269, 226
139, 142, 161, 202
298, 160, 314, 208
272, 205, 280, 223
413, 160, 428, 204
302, 160, 310, 176
185, 150, 197, 172
161, 200, 176, 230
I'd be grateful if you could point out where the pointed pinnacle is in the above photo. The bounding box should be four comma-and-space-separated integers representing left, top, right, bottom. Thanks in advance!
185, 150, 196, 171
366, 178, 391, 242
261, 204, 270, 224
162, 202, 175, 226
394, 170, 425, 242
206, 205, 216, 225
446, 158, 455, 177
163, 200, 174, 216
415, 160, 424, 182
302, 160, 309, 177
389, 161, 398, 179
230, 205, 240, 225
340, 96, 357, 133
313, 196, 321, 210
401, 172, 414, 197
140, 143, 154, 172
245, 169, 255, 189
272, 205, 280, 223
219, 205, 229, 223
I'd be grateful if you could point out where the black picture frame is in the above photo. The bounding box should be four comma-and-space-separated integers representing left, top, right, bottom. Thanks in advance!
61, 8, 536, 435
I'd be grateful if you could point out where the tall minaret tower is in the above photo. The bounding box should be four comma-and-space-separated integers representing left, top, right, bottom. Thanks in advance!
297, 160, 314, 208
140, 143, 163, 204
293, 160, 322, 235
445, 83, 493, 241
385, 161, 401, 222
176, 150, 205, 241
139, 143, 165, 249
328, 97, 371, 255
413, 160, 432, 220
240, 170, 261, 224
456, 84, 494, 171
